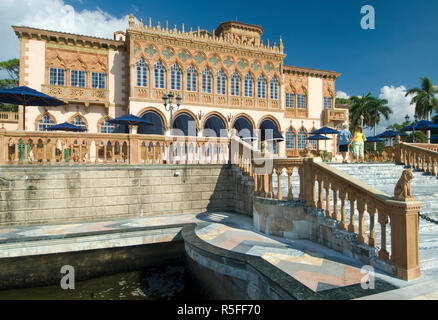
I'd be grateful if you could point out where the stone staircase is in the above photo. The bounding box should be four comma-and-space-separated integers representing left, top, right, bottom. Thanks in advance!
271, 163, 438, 272
328, 163, 438, 271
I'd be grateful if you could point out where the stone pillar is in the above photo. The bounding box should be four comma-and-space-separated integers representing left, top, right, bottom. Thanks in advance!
388, 200, 422, 281
128, 134, 140, 165
0, 127, 6, 164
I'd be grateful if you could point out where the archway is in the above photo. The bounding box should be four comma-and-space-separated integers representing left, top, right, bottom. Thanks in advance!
138, 111, 165, 135
202, 115, 227, 137
232, 115, 255, 140
172, 112, 197, 136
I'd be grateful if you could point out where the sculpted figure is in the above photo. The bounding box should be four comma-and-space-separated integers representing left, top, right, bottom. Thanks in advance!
303, 141, 313, 157
393, 169, 416, 201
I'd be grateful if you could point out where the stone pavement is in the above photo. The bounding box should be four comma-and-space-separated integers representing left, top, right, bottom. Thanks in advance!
0, 211, 436, 299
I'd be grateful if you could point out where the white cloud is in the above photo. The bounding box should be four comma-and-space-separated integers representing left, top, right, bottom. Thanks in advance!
376, 85, 415, 131
0, 0, 130, 61
336, 91, 350, 99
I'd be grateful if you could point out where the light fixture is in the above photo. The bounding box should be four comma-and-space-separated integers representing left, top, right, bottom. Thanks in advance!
197, 110, 204, 121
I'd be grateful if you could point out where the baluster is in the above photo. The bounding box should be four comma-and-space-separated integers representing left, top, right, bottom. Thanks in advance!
357, 198, 368, 244
94, 140, 99, 165
103, 142, 107, 164
317, 177, 324, 209
339, 189, 347, 230
287, 167, 293, 200
159, 142, 164, 164
368, 204, 377, 247
299, 166, 304, 201
378, 211, 390, 261
42, 140, 47, 165
14, 139, 19, 165
348, 194, 358, 233
325, 181, 331, 218
332, 188, 340, 220
276, 168, 283, 200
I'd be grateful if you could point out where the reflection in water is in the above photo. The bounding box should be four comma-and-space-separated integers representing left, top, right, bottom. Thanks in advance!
0, 263, 205, 300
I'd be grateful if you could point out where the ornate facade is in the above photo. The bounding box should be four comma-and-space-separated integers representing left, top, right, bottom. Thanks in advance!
12, 14, 348, 156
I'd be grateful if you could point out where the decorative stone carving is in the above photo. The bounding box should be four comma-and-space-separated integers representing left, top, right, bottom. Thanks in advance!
393, 169, 416, 201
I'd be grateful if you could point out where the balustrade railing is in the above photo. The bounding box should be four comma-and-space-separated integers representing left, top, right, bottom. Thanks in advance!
0, 129, 230, 166
232, 137, 422, 281
396, 142, 438, 175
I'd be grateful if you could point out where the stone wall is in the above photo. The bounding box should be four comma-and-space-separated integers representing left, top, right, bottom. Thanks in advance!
253, 197, 395, 275
0, 164, 234, 226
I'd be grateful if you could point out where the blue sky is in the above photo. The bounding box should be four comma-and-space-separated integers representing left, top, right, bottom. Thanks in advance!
1, 0, 437, 131
59, 0, 438, 98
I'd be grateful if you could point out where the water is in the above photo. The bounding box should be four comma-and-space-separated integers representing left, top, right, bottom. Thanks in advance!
0, 262, 206, 300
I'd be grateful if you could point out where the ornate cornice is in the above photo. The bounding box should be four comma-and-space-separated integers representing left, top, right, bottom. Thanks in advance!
12, 26, 125, 51
284, 65, 341, 79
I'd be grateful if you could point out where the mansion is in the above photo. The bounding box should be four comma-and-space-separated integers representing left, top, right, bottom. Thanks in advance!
10, 14, 348, 157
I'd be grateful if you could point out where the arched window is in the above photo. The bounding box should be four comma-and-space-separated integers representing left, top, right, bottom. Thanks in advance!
244, 74, 254, 97
230, 72, 240, 96
38, 114, 54, 131
297, 129, 306, 149
257, 75, 266, 99
100, 118, 115, 133
136, 58, 148, 87
286, 128, 295, 149
216, 69, 226, 95
170, 63, 182, 90
154, 61, 166, 89
310, 138, 317, 149
270, 76, 279, 100
72, 115, 87, 131
186, 65, 197, 92
201, 67, 212, 93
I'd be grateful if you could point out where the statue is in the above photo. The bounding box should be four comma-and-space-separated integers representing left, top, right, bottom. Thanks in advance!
393, 169, 415, 201
303, 141, 313, 157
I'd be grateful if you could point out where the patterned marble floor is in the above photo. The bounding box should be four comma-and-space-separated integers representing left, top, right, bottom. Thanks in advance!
0, 212, 375, 293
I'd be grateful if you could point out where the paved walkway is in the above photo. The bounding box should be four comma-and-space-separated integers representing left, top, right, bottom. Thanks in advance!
0, 211, 436, 299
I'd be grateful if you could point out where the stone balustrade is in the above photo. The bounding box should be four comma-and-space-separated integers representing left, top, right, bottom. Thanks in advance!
0, 112, 19, 123
232, 138, 422, 281
0, 128, 230, 166
395, 142, 438, 175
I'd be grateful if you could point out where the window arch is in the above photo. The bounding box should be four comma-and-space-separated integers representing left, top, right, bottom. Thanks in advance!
71, 115, 87, 131
230, 72, 241, 96
270, 76, 279, 100
297, 128, 307, 149
170, 63, 182, 90
310, 138, 317, 149
136, 58, 148, 87
99, 117, 115, 133
201, 67, 212, 93
244, 74, 254, 97
216, 69, 226, 95
38, 114, 55, 131
286, 128, 296, 150
154, 61, 166, 89
186, 65, 197, 92
257, 74, 266, 99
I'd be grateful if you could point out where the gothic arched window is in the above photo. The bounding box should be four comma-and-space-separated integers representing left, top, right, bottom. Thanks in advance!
216, 69, 227, 95
170, 63, 182, 90
230, 72, 241, 96
186, 65, 197, 92
136, 58, 148, 87
270, 76, 279, 100
244, 73, 254, 97
154, 61, 166, 89
257, 74, 266, 99
201, 67, 212, 94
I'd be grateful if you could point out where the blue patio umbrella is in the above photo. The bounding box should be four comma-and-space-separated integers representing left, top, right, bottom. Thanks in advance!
108, 114, 153, 127
365, 136, 384, 143
311, 127, 339, 135
47, 122, 86, 132
306, 134, 330, 141
376, 130, 407, 138
0, 86, 65, 129
401, 120, 438, 132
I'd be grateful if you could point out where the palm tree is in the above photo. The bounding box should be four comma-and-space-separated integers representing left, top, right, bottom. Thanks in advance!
366, 96, 392, 138
349, 92, 374, 130
406, 77, 438, 143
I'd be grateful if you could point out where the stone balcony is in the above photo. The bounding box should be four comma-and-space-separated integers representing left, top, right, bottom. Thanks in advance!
323, 108, 347, 124
0, 112, 19, 123
41, 84, 110, 109
133, 87, 281, 110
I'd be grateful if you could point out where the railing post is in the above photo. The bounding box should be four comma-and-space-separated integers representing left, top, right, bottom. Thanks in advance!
394, 141, 402, 164
0, 127, 6, 165
388, 200, 422, 281
128, 134, 140, 165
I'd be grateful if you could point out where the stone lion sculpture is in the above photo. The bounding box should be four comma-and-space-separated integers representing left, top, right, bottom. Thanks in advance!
393, 169, 415, 201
